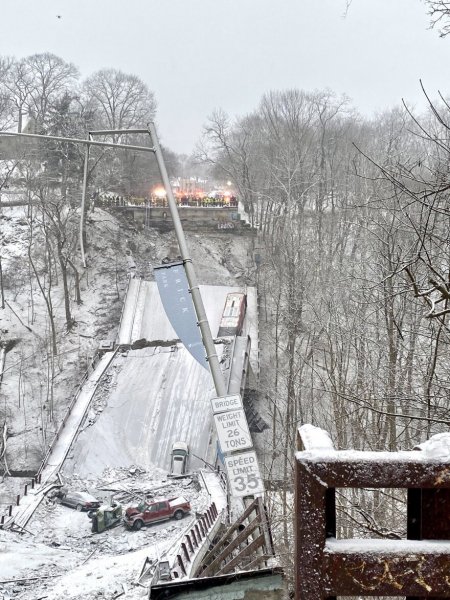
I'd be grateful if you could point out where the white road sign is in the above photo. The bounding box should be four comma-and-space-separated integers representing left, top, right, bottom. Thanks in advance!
211, 394, 243, 414
225, 451, 265, 497
214, 409, 252, 452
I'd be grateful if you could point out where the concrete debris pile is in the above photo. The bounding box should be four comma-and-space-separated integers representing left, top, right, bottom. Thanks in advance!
31, 500, 188, 557
0, 467, 221, 598
0, 529, 84, 599
96, 466, 203, 507
23, 466, 213, 560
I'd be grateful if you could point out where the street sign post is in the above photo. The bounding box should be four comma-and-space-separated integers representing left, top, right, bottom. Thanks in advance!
212, 394, 265, 498
225, 451, 265, 497
214, 409, 252, 452
211, 394, 243, 414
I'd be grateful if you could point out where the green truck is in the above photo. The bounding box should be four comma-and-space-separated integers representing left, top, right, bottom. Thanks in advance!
89, 502, 123, 533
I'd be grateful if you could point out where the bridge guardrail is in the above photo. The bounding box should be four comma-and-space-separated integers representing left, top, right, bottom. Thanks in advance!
116, 272, 137, 345
170, 502, 221, 579
295, 424, 450, 599
36, 349, 103, 477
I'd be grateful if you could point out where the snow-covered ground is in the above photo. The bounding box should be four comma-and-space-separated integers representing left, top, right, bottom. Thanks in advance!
0, 206, 134, 475
31, 469, 209, 557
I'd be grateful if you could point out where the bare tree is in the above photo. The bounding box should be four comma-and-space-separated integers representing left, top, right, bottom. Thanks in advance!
0, 58, 15, 131
25, 53, 79, 128
0, 56, 34, 132
197, 108, 262, 225
83, 68, 157, 140
425, 1, 450, 36
26, 199, 59, 356
0, 256, 4, 310
0, 53, 78, 132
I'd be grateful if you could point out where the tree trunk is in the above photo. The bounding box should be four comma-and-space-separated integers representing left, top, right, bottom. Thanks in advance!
0, 257, 5, 309
56, 240, 73, 330
67, 257, 82, 305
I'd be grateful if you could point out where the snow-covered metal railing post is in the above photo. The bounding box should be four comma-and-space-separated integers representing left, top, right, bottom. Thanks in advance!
295, 424, 450, 599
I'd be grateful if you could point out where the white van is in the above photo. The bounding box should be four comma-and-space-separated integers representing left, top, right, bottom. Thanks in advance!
170, 441, 189, 475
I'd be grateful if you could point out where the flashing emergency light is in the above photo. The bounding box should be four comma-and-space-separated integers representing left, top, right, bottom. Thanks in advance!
154, 188, 166, 197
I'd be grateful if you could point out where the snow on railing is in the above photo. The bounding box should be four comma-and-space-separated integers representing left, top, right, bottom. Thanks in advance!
295, 425, 450, 598
116, 272, 136, 345
298, 423, 335, 452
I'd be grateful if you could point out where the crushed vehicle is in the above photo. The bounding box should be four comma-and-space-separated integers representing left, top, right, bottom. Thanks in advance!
170, 441, 189, 476
124, 496, 191, 530
89, 502, 123, 533
57, 487, 101, 512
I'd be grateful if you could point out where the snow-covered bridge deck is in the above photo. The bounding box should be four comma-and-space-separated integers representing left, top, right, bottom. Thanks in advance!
64, 283, 258, 477
118, 281, 259, 373
63, 345, 216, 476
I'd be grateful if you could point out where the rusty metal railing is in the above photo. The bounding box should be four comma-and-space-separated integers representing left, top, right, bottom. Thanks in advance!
295, 424, 450, 599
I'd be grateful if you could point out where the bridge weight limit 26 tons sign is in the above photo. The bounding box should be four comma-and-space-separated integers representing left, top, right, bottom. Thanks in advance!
211, 394, 265, 497
213, 409, 252, 452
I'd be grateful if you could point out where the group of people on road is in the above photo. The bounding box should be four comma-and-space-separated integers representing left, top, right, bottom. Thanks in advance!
179, 195, 238, 208
93, 193, 239, 209
95, 194, 126, 206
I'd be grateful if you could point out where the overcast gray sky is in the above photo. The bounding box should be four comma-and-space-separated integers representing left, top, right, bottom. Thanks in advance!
3, 0, 450, 153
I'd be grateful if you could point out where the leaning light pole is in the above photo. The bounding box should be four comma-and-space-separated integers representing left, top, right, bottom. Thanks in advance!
147, 122, 227, 397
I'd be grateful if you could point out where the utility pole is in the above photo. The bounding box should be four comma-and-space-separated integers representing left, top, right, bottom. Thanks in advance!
148, 122, 227, 398
79, 132, 90, 268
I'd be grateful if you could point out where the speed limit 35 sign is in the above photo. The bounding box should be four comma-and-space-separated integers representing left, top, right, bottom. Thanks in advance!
225, 450, 265, 497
